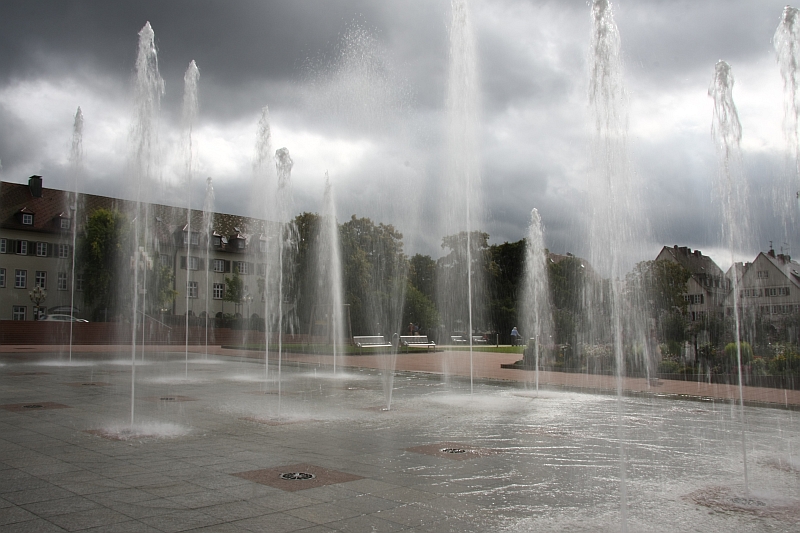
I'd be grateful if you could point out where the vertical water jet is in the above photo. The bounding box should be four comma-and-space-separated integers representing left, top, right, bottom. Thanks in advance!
708, 59, 750, 493
253, 107, 273, 383
774, 6, 800, 223
181, 60, 199, 376
202, 177, 215, 358
522, 209, 552, 394
128, 21, 164, 425
275, 147, 295, 402
68, 107, 83, 362
443, 0, 483, 394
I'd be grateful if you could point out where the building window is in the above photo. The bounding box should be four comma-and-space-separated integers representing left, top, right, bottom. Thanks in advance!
213, 283, 224, 299
259, 240, 267, 252
768, 288, 778, 297
757, 270, 769, 279
237, 261, 248, 275
237, 240, 245, 250
58, 244, 69, 258
188, 256, 199, 270
35, 271, 46, 289
213, 259, 225, 272
0, 238, 6, 253
257, 264, 266, 277
57, 272, 67, 291
183, 232, 200, 246
36, 242, 48, 256
15, 270, 26, 289
213, 236, 221, 247
12, 306, 26, 320
160, 254, 170, 268
61, 218, 70, 229
76, 273, 84, 292
0, 268, 5, 288
684, 294, 704, 305
187, 281, 198, 298
22, 213, 33, 225
17, 240, 28, 255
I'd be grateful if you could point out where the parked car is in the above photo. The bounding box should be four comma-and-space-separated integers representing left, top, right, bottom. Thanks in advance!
42, 314, 89, 323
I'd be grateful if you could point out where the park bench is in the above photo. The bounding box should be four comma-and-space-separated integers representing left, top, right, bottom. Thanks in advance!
353, 335, 392, 354
450, 335, 467, 344
399, 335, 436, 352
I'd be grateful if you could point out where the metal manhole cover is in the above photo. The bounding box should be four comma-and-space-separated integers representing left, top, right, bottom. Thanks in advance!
441, 448, 467, 454
23, 404, 44, 409
280, 472, 315, 480
160, 397, 176, 401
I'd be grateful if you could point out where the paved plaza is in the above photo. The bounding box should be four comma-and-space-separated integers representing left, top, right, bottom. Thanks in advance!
1, 345, 799, 532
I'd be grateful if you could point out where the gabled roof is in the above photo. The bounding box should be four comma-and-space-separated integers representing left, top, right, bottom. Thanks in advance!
759, 251, 800, 288
657, 245, 723, 276
0, 180, 279, 248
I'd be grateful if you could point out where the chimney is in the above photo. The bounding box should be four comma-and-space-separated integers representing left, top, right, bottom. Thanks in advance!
28, 175, 42, 198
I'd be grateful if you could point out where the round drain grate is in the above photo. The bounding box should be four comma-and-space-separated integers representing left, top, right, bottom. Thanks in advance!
441, 448, 467, 454
23, 404, 44, 409
160, 397, 176, 401
280, 472, 315, 481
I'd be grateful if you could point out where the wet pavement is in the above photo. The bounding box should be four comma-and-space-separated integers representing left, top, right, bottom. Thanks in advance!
0, 345, 798, 532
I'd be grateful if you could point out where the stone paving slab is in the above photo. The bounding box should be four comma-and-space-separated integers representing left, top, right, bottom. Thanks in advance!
0, 346, 799, 532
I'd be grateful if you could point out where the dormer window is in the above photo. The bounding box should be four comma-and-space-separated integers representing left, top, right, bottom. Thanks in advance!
259, 239, 267, 253
60, 218, 70, 229
22, 214, 33, 225
237, 240, 245, 250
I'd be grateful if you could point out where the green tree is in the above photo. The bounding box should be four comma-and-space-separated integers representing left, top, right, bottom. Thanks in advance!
147, 262, 177, 313
403, 283, 439, 334
77, 208, 129, 321
224, 270, 244, 316
340, 215, 407, 336
408, 254, 436, 303
488, 239, 526, 343
437, 231, 491, 335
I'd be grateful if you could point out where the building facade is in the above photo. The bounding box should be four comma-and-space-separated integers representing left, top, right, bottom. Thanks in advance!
0, 177, 279, 321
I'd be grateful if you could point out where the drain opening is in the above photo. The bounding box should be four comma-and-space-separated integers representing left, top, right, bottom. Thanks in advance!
280, 472, 315, 481
160, 397, 176, 401
441, 448, 467, 454
23, 404, 44, 409
82, 383, 97, 386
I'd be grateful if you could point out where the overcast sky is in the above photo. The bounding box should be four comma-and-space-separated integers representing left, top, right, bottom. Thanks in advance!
0, 0, 797, 270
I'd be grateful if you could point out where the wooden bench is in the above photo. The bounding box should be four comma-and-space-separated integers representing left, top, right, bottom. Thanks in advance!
450, 335, 467, 344
353, 335, 392, 354
399, 335, 436, 352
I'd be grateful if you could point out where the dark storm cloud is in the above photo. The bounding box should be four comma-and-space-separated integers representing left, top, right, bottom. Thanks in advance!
0, 0, 796, 268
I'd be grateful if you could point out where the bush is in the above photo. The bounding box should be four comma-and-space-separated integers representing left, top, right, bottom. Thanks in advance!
724, 341, 753, 369
658, 360, 681, 374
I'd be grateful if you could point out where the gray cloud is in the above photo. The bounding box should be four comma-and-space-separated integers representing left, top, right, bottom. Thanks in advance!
0, 0, 797, 271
